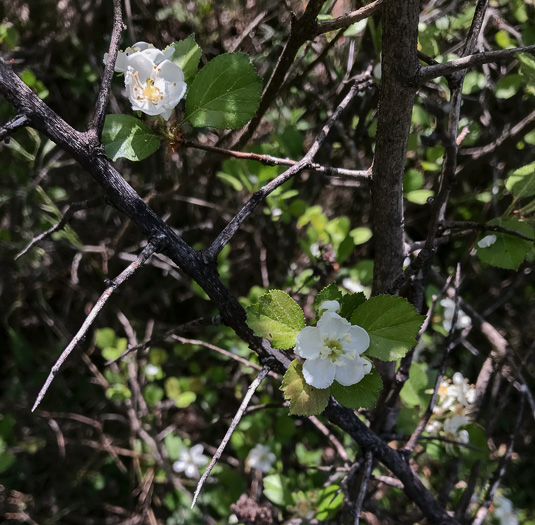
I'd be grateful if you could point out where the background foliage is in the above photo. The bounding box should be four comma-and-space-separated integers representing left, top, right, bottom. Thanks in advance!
1, 0, 534, 523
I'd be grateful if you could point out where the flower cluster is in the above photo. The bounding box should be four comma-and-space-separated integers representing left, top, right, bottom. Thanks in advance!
426, 372, 476, 444
104, 41, 187, 120
295, 301, 371, 389
440, 298, 472, 332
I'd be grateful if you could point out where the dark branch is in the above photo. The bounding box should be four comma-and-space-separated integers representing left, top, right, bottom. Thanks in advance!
419, 44, 535, 83
91, 0, 124, 140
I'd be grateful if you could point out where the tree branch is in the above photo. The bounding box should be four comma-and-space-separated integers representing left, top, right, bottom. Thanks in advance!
419, 44, 535, 83
90, 0, 124, 140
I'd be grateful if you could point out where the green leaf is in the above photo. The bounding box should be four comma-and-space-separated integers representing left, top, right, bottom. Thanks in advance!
352, 295, 425, 361
95, 328, 116, 350
476, 219, 534, 270
167, 35, 202, 85
143, 384, 164, 406
506, 162, 535, 198
400, 362, 428, 407
246, 290, 305, 349
280, 360, 330, 416
495, 74, 523, 99
349, 226, 373, 245
185, 52, 262, 129
339, 292, 367, 321
102, 114, 160, 161
316, 485, 343, 521
330, 367, 382, 409
313, 284, 343, 317
263, 474, 293, 506
406, 189, 434, 205
216, 170, 244, 191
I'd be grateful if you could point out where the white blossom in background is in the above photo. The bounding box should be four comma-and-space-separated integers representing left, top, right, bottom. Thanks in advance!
342, 278, 365, 294
144, 364, 159, 377
493, 494, 519, 525
438, 372, 476, 411
478, 234, 497, 248
246, 444, 276, 473
426, 372, 477, 444
172, 444, 208, 478
440, 297, 472, 332
443, 414, 470, 444
104, 41, 186, 120
295, 310, 371, 389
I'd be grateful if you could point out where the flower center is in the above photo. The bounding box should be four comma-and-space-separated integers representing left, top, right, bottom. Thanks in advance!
132, 68, 164, 105
323, 338, 343, 362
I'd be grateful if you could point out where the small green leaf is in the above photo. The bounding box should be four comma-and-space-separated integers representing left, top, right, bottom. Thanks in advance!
495, 74, 523, 99
263, 474, 293, 506
185, 52, 262, 130
167, 35, 202, 85
338, 292, 367, 321
246, 290, 305, 349
216, 171, 244, 191
313, 284, 343, 317
330, 367, 382, 409
400, 362, 429, 407
316, 485, 343, 520
281, 360, 330, 416
95, 327, 116, 350
506, 162, 535, 198
349, 226, 373, 245
102, 114, 160, 161
476, 219, 534, 270
406, 189, 434, 204
352, 295, 425, 361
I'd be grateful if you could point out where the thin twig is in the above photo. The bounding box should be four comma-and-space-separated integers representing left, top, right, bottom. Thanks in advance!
171, 335, 277, 376
443, 221, 535, 243
354, 451, 373, 525
403, 266, 462, 453
91, 0, 123, 140
106, 316, 222, 364
315, 0, 383, 36
16, 197, 102, 259
31, 242, 158, 412
208, 76, 372, 258
191, 365, 270, 508
0, 113, 29, 142
471, 390, 525, 525
183, 140, 370, 179
419, 44, 535, 83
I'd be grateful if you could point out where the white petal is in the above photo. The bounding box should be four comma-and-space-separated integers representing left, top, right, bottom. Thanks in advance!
317, 311, 350, 336
138, 47, 167, 65
334, 356, 371, 386
295, 327, 323, 359
158, 59, 185, 83
302, 358, 336, 389
477, 234, 497, 248
346, 324, 370, 354
320, 300, 340, 313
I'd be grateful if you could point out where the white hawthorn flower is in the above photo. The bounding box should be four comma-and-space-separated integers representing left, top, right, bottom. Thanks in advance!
295, 311, 371, 389
443, 414, 470, 444
246, 444, 276, 473
104, 41, 186, 120
441, 372, 476, 410
172, 444, 208, 478
478, 234, 497, 248
493, 494, 519, 525
440, 298, 472, 332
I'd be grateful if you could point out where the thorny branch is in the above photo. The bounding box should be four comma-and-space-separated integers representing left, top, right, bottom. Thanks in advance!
31, 241, 160, 411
